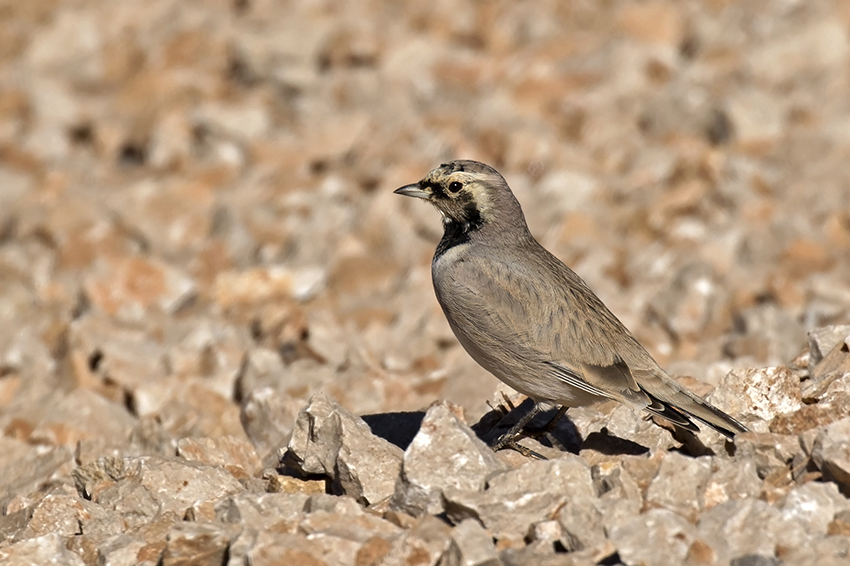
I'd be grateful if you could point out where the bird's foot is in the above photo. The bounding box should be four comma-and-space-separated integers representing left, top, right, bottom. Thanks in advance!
525, 430, 567, 452
493, 436, 547, 460
490, 402, 568, 460
524, 406, 568, 451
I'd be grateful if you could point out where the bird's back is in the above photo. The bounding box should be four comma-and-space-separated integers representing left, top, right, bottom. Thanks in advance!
433, 231, 747, 437
433, 233, 643, 405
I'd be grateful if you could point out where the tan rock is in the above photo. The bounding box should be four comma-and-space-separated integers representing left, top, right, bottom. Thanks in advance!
176, 436, 262, 478
617, 2, 684, 46
83, 256, 196, 321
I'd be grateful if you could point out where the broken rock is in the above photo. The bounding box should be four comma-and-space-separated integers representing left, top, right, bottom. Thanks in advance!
440, 518, 499, 566
91, 456, 245, 528
807, 325, 850, 368
608, 508, 696, 566
708, 367, 802, 432
0, 533, 85, 566
444, 456, 594, 542
391, 401, 504, 516
811, 417, 850, 496
646, 451, 713, 520
284, 392, 403, 506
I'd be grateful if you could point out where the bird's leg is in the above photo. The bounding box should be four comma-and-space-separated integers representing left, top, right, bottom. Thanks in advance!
525, 405, 568, 451
493, 402, 540, 448
492, 402, 547, 459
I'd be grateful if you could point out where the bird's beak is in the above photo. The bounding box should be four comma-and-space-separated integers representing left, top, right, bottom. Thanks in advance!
393, 183, 431, 200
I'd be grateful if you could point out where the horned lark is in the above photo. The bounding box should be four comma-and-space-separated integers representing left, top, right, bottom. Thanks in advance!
395, 160, 747, 456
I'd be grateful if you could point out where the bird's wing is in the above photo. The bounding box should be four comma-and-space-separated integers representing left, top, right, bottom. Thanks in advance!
581, 360, 651, 406
544, 359, 650, 407
440, 251, 651, 405
440, 248, 747, 438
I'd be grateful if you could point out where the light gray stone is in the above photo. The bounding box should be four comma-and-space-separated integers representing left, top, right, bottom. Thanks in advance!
391, 401, 504, 516
734, 432, 800, 478
646, 452, 713, 520
811, 417, 850, 496
239, 386, 303, 457
299, 500, 401, 543
92, 456, 245, 528
378, 515, 452, 566
603, 404, 677, 452
438, 518, 499, 566
555, 495, 607, 552
300, 533, 363, 566
592, 460, 643, 503
285, 392, 403, 506
163, 317, 251, 401
487, 455, 595, 498
216, 492, 310, 532
697, 498, 810, 564
529, 520, 562, 544
176, 435, 261, 478
780, 481, 850, 537
703, 457, 762, 509
96, 532, 152, 566
709, 366, 802, 432
595, 497, 643, 547
730, 556, 781, 566
68, 314, 168, 396
608, 508, 697, 566
442, 456, 595, 542
747, 20, 849, 84
236, 347, 288, 398
721, 304, 806, 367
244, 530, 330, 566
0, 445, 75, 508
0, 533, 85, 566
778, 534, 850, 566
808, 325, 850, 368
5, 489, 124, 543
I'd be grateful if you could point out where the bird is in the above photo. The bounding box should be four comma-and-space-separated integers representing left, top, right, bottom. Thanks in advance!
394, 160, 747, 456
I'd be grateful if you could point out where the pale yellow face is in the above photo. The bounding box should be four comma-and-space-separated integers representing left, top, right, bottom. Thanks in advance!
395, 159, 528, 253
394, 160, 515, 230
417, 164, 499, 225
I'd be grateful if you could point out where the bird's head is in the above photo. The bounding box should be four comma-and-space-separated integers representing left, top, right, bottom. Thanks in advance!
394, 160, 527, 234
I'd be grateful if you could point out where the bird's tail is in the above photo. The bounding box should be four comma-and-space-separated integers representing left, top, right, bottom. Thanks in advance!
638, 376, 748, 439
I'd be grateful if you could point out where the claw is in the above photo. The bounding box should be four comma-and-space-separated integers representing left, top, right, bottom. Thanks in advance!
490, 402, 568, 460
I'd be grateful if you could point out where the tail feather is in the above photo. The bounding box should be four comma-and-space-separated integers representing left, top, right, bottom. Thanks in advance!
641, 387, 748, 440
643, 397, 701, 433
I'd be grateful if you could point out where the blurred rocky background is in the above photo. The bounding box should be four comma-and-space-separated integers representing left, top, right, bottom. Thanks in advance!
1, 0, 850, 564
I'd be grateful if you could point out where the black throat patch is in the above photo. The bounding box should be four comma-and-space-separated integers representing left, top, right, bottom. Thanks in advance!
434, 197, 483, 258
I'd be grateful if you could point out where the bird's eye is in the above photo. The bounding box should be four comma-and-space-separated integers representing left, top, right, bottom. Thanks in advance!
448, 181, 463, 193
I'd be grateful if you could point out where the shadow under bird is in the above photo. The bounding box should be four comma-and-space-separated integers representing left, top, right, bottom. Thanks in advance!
395, 160, 747, 457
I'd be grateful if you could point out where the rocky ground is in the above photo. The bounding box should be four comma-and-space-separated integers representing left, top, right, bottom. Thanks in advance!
1, 0, 850, 564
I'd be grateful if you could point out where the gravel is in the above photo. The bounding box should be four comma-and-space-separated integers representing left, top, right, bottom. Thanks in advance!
2, 0, 850, 564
